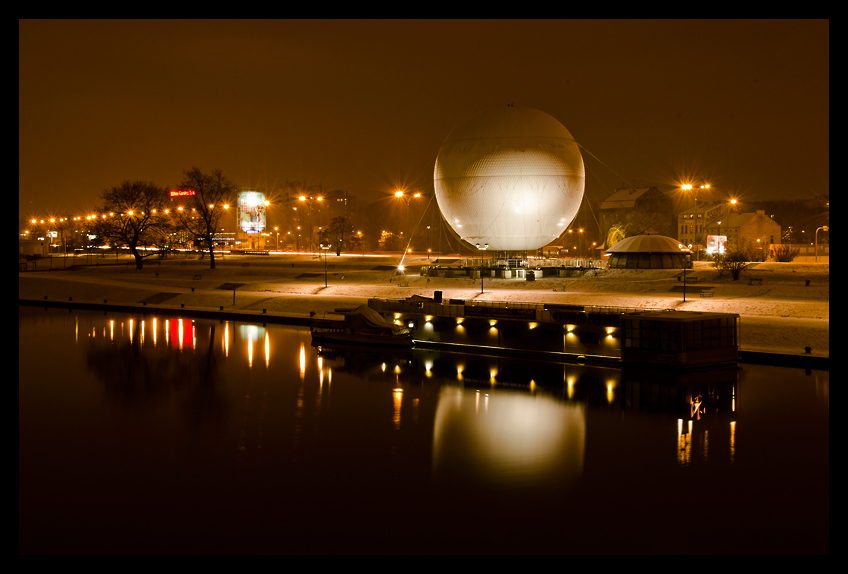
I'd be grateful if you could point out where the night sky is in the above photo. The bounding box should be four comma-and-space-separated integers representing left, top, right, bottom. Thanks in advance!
19, 20, 829, 218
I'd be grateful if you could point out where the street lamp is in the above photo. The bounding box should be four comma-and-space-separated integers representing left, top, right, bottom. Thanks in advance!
298, 195, 323, 252
815, 226, 829, 262
394, 190, 421, 236
320, 241, 331, 287
578, 228, 584, 259
476, 242, 488, 294
682, 183, 710, 260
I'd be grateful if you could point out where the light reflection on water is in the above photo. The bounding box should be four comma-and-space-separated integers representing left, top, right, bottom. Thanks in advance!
432, 387, 585, 490
19, 307, 829, 554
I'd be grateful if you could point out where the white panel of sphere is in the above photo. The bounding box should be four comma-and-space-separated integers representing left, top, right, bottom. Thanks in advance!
434, 107, 585, 251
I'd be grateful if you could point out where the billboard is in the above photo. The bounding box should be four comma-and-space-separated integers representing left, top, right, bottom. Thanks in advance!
706, 235, 726, 254
170, 190, 196, 197
238, 191, 267, 234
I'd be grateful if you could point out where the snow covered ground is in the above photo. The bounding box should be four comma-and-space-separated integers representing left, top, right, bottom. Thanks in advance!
20, 254, 829, 357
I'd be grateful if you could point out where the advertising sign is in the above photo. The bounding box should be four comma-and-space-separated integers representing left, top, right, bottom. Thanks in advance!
706, 235, 726, 255
170, 190, 196, 197
238, 191, 267, 234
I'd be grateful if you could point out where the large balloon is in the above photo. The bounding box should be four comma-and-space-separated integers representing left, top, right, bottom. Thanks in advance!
434, 106, 585, 251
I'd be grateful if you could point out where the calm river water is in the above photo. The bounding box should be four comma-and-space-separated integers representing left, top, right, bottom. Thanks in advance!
19, 306, 828, 554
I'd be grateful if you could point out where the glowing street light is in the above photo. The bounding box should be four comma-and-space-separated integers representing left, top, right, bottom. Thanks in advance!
681, 182, 712, 260
815, 226, 829, 262
394, 189, 422, 236
476, 242, 489, 294
298, 195, 324, 251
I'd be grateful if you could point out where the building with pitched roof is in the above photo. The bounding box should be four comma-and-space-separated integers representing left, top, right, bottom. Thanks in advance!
599, 186, 675, 239
703, 210, 781, 255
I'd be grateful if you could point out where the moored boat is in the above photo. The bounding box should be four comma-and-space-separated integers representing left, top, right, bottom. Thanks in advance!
311, 304, 412, 347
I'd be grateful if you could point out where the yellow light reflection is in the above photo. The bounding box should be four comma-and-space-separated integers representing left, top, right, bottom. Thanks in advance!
178, 319, 184, 350
247, 336, 253, 367
381, 363, 386, 372
265, 333, 270, 368
153, 318, 157, 345
109, 320, 114, 341
129, 319, 133, 344
141, 320, 144, 346
224, 322, 229, 357
393, 388, 403, 430
567, 377, 575, 399
677, 419, 692, 466
299, 344, 306, 380
730, 421, 736, 463
606, 381, 615, 404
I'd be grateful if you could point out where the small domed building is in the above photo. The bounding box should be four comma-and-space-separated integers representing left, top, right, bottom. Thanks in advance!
605, 234, 688, 269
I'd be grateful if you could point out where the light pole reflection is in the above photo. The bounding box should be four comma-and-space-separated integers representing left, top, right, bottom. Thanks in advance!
393, 387, 403, 430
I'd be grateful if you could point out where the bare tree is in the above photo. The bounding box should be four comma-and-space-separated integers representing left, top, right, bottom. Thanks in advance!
171, 168, 235, 269
326, 216, 349, 255
93, 180, 172, 269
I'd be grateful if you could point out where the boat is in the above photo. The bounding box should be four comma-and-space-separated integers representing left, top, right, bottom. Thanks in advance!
311, 304, 413, 347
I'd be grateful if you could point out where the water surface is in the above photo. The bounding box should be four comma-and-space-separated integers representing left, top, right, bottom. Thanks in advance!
19, 307, 828, 554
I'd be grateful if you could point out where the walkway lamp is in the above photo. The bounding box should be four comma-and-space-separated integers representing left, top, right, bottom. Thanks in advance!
815, 226, 829, 262
476, 242, 488, 294
320, 242, 330, 287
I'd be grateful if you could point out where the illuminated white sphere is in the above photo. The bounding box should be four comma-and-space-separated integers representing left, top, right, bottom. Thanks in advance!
434, 107, 585, 251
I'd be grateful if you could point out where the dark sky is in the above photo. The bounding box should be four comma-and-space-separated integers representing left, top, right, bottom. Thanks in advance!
20, 19, 829, 218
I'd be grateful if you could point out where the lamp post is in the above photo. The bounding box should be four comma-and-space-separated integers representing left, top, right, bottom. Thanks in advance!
815, 226, 829, 262
394, 190, 421, 237
717, 221, 722, 254
578, 228, 584, 260
476, 242, 488, 294
320, 241, 330, 287
682, 183, 711, 260
298, 194, 324, 252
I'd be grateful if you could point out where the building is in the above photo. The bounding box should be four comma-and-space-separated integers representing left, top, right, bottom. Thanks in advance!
703, 210, 781, 256
677, 201, 726, 253
600, 186, 675, 239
